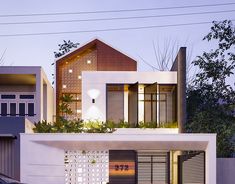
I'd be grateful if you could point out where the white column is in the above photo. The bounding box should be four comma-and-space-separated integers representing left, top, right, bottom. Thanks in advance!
205, 136, 216, 184
35, 70, 43, 121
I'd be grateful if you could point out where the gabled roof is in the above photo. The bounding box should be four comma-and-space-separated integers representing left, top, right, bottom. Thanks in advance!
55, 37, 138, 65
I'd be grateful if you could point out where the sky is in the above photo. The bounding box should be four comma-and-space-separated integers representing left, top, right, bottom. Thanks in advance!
0, 0, 234, 84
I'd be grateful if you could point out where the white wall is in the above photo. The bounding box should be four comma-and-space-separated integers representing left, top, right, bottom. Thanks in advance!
20, 136, 65, 184
42, 69, 54, 122
20, 133, 216, 184
82, 71, 177, 121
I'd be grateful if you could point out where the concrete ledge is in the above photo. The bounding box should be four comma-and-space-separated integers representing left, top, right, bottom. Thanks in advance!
114, 128, 179, 134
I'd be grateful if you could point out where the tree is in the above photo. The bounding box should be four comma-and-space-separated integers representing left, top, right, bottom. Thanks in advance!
58, 94, 73, 119
186, 20, 235, 157
139, 38, 196, 86
54, 40, 79, 58
51, 40, 79, 84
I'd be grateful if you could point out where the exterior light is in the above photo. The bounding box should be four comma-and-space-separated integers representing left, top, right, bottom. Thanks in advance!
76, 109, 81, 113
69, 69, 73, 73
139, 85, 144, 92
65, 62, 68, 64
88, 89, 100, 99
87, 60, 91, 64
76, 97, 79, 100
78, 75, 82, 80
62, 85, 67, 89
92, 99, 95, 103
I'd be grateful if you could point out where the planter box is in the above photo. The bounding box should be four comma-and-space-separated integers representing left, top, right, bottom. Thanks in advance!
113, 128, 179, 134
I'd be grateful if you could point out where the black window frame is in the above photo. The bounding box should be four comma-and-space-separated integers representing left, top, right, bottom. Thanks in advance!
19, 95, 34, 99
10, 103, 16, 116
1, 94, 16, 99
1, 103, 8, 116
19, 103, 25, 116
27, 103, 34, 116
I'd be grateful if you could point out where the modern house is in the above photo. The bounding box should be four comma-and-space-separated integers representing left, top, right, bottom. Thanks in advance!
0, 39, 217, 184
20, 40, 215, 184
0, 66, 53, 180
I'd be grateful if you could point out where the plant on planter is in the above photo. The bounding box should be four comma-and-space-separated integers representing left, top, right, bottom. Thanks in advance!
91, 159, 96, 164
117, 120, 131, 128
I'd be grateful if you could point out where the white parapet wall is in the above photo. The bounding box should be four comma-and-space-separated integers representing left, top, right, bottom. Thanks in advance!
114, 128, 179, 134
20, 132, 216, 184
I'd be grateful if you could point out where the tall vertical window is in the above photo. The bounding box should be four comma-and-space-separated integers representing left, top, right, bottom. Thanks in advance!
1, 103, 7, 116
28, 103, 34, 116
10, 103, 16, 116
159, 84, 177, 125
19, 103, 25, 116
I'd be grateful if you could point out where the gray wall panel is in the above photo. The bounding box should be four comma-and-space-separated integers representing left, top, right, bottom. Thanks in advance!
0, 117, 26, 180
217, 158, 235, 184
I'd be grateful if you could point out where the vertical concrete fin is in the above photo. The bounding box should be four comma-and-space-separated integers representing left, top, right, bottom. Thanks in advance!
171, 47, 186, 133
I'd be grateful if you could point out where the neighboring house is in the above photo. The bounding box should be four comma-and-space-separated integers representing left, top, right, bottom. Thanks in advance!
55, 38, 137, 119
0, 66, 54, 123
0, 66, 54, 180
20, 42, 216, 184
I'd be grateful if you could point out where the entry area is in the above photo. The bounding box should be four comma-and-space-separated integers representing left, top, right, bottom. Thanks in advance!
20, 133, 216, 184
64, 149, 205, 184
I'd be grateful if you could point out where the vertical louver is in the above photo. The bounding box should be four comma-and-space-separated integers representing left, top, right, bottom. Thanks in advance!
138, 151, 170, 184
178, 152, 205, 184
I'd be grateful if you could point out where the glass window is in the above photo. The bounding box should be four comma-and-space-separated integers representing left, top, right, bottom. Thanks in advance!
138, 93, 144, 101
160, 93, 166, 100
1, 95, 15, 99
1, 103, 7, 116
10, 103, 16, 116
20, 95, 34, 99
19, 103, 25, 116
28, 103, 34, 116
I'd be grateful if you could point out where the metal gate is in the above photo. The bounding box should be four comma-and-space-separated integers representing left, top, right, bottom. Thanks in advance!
178, 151, 205, 184
137, 151, 170, 184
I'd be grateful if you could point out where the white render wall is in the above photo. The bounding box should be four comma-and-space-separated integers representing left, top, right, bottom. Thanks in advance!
20, 133, 216, 184
0, 66, 54, 122
82, 71, 177, 121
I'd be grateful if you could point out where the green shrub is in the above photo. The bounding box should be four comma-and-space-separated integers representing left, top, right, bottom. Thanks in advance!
159, 121, 178, 128
117, 120, 131, 128
138, 121, 157, 128
33, 118, 84, 133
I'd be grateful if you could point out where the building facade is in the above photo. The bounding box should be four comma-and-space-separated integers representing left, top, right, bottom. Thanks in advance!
21, 42, 215, 183
0, 39, 217, 184
20, 132, 216, 184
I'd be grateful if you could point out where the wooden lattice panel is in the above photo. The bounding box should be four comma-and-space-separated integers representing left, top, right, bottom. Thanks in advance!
65, 150, 109, 184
